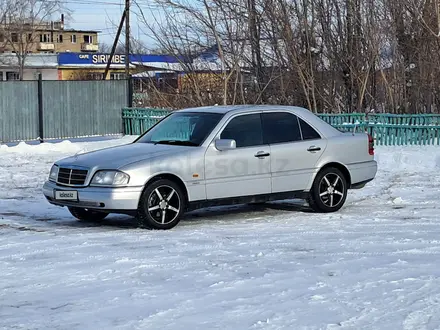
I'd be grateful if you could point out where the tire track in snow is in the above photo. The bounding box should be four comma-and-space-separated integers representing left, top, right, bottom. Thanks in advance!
332, 279, 440, 330
2, 224, 440, 262
4, 240, 440, 272
2, 227, 440, 257
403, 293, 440, 330
4, 213, 440, 240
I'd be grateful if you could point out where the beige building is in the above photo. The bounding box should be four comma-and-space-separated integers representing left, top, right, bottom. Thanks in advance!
0, 14, 99, 54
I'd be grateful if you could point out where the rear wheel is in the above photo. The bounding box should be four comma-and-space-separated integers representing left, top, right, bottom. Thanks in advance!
137, 179, 186, 230
307, 167, 348, 213
68, 207, 109, 221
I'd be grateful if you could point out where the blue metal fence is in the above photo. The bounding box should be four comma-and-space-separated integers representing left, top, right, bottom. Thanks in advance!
0, 80, 128, 143
0, 82, 39, 142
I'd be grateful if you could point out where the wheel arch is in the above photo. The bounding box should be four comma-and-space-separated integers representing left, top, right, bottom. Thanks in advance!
142, 173, 189, 203
312, 162, 352, 188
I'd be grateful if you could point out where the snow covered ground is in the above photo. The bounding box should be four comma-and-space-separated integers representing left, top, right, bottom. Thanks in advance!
1, 137, 440, 330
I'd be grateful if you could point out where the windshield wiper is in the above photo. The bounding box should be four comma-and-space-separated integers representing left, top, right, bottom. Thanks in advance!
153, 140, 198, 146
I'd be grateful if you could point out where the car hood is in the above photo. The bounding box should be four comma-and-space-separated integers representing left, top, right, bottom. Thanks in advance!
56, 142, 192, 169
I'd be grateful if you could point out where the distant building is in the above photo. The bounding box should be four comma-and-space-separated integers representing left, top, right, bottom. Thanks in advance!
0, 53, 58, 80
57, 52, 185, 81
0, 51, 210, 84
0, 14, 99, 54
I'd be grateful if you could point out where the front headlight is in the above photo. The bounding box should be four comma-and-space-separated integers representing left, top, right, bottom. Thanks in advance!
49, 165, 59, 181
90, 170, 130, 186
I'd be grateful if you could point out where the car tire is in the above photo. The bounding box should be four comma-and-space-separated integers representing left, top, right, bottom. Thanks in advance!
137, 179, 186, 230
68, 207, 109, 221
307, 167, 348, 213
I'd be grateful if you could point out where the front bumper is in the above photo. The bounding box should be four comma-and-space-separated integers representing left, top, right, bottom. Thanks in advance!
42, 181, 143, 211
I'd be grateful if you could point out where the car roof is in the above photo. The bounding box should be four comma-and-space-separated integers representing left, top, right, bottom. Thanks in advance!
178, 104, 314, 116
177, 105, 252, 114
178, 104, 342, 138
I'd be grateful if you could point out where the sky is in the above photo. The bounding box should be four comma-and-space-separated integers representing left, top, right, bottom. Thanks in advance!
62, 0, 154, 50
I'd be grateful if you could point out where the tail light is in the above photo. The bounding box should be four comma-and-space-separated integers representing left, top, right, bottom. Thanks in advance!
368, 134, 374, 155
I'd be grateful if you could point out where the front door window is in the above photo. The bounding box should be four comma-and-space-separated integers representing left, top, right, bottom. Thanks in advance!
220, 113, 263, 147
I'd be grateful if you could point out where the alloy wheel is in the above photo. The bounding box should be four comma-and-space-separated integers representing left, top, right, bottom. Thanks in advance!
318, 173, 345, 208
147, 185, 181, 225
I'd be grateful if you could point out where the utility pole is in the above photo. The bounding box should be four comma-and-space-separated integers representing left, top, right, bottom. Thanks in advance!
125, 0, 130, 78
247, 0, 263, 102
125, 0, 132, 107
103, 10, 126, 79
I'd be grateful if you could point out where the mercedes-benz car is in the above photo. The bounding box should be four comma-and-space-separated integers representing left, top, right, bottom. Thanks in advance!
42, 105, 377, 229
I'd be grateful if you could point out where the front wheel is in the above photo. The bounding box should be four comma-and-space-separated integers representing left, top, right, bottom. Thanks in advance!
307, 167, 348, 213
137, 179, 186, 230
68, 207, 109, 221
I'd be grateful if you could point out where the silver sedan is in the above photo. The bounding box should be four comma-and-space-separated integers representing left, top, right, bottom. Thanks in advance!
42, 105, 377, 229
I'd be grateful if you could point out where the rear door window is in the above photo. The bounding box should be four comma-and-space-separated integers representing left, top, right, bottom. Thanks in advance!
262, 112, 302, 144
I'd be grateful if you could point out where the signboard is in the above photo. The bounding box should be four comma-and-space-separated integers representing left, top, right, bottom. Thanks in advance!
58, 53, 126, 65
91, 54, 126, 64
58, 52, 187, 66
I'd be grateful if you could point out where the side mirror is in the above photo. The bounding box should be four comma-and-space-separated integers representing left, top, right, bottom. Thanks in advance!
215, 139, 236, 151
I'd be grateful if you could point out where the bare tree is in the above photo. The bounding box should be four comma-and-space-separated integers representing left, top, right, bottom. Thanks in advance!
127, 0, 440, 113
98, 42, 112, 53
134, 0, 251, 107
0, 0, 66, 80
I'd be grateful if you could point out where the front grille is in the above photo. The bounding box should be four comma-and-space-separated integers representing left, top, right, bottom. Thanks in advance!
57, 167, 88, 186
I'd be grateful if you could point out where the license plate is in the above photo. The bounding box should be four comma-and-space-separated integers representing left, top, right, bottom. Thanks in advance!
55, 190, 78, 201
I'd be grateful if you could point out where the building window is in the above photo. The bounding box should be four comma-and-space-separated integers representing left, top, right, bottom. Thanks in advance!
27, 34, 32, 42
57, 34, 63, 43
40, 33, 53, 43
11, 33, 18, 43
83, 35, 93, 44
110, 73, 125, 80
71, 35, 77, 43
0, 34, 3, 42
0, 72, 3, 81
6, 72, 20, 81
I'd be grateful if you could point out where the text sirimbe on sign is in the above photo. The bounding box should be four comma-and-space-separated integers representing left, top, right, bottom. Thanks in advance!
92, 55, 126, 64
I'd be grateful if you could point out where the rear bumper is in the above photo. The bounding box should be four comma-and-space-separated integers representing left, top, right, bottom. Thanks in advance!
42, 181, 143, 211
347, 160, 378, 189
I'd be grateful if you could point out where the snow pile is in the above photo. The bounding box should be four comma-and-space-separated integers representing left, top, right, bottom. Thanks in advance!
1, 137, 440, 329
374, 146, 440, 172
0, 135, 136, 155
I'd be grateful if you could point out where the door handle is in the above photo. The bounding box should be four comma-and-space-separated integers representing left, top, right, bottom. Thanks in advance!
255, 151, 270, 158
307, 146, 321, 152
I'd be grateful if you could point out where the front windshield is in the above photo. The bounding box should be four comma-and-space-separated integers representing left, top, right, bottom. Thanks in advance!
136, 111, 224, 146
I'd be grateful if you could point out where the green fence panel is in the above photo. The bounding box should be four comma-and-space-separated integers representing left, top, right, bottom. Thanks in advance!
318, 113, 366, 125
298, 122, 440, 146
122, 108, 172, 135
122, 108, 440, 146
370, 124, 440, 146
317, 113, 440, 126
